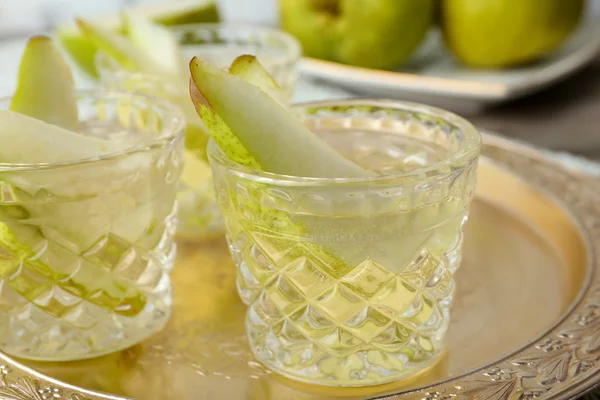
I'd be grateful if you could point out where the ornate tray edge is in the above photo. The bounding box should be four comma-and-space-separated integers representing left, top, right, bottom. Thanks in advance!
378, 132, 600, 400
0, 132, 597, 400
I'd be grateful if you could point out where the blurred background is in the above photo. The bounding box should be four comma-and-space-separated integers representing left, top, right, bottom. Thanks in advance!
0, 0, 599, 163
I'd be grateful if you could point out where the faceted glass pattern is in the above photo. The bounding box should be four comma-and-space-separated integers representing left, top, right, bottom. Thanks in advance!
0, 92, 184, 361
210, 101, 480, 386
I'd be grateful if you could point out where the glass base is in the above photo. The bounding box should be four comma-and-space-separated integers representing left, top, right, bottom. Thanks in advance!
250, 336, 447, 387
0, 291, 172, 362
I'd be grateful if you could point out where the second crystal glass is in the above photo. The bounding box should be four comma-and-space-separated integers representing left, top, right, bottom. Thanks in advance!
209, 100, 481, 386
96, 23, 301, 237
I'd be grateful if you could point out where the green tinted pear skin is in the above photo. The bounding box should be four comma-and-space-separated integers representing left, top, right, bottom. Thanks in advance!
189, 76, 260, 169
189, 57, 371, 178
10, 36, 79, 132
280, 0, 434, 70
441, 0, 585, 68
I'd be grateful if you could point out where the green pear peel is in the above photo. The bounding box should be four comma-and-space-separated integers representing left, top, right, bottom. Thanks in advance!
189, 76, 260, 169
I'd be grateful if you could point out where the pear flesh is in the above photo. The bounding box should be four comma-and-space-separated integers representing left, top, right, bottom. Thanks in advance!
10, 36, 79, 132
0, 111, 116, 163
125, 12, 185, 76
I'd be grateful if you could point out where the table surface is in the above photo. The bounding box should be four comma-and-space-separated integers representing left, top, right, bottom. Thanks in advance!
471, 56, 600, 159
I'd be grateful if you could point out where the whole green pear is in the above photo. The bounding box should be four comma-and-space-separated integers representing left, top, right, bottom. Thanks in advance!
280, 0, 434, 70
442, 0, 585, 68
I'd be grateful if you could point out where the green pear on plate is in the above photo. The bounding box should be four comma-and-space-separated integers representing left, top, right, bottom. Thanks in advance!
280, 0, 435, 70
441, 0, 586, 68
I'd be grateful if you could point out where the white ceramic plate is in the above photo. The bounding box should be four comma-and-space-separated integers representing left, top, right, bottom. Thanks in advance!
299, 0, 600, 114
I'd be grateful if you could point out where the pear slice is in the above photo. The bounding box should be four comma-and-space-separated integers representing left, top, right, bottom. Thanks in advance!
125, 13, 185, 76
0, 110, 116, 163
189, 57, 370, 178
189, 77, 260, 169
55, 25, 105, 78
229, 55, 284, 104
0, 109, 151, 195
10, 36, 79, 132
76, 18, 166, 75
56, 0, 219, 77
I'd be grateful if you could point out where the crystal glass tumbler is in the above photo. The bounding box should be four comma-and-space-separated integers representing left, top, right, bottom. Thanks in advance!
208, 100, 481, 386
96, 23, 301, 237
0, 91, 185, 361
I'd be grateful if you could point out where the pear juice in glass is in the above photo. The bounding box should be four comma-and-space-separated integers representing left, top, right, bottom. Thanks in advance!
0, 91, 184, 361
209, 100, 481, 386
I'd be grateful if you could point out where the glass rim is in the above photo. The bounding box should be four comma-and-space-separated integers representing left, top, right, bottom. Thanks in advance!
0, 89, 186, 172
207, 99, 482, 186
95, 22, 301, 82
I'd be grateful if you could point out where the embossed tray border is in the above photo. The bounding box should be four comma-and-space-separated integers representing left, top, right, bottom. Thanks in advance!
0, 133, 598, 400
380, 134, 600, 400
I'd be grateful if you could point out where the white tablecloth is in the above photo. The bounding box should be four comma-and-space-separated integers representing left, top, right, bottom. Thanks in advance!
1, 37, 599, 178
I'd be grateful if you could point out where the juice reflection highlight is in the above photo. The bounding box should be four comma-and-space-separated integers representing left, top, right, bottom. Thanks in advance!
211, 105, 480, 387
